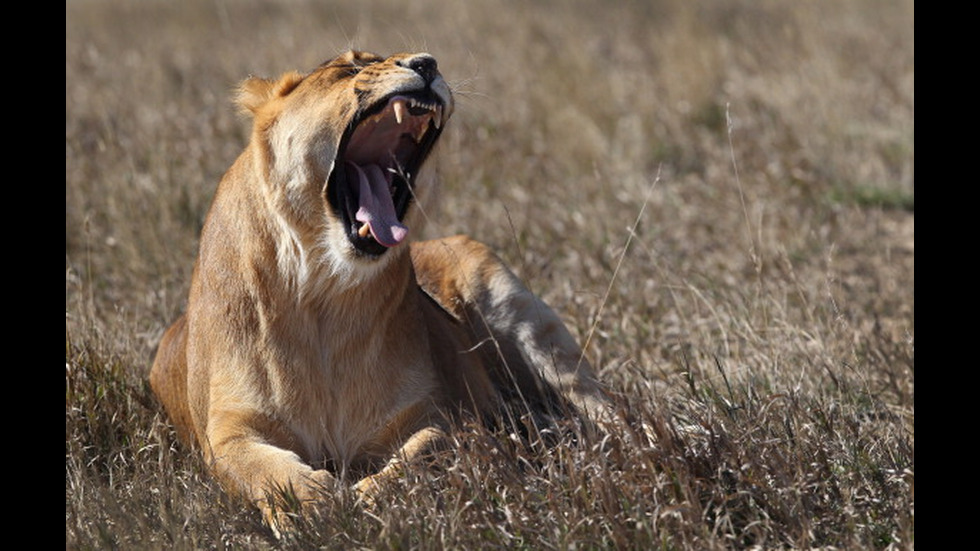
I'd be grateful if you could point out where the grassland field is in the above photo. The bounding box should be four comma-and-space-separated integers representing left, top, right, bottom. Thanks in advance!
66, 1, 913, 548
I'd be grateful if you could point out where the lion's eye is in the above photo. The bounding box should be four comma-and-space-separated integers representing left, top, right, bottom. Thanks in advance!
329, 63, 364, 77
345, 60, 381, 75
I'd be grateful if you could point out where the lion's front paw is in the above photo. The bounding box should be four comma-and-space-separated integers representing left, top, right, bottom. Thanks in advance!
353, 474, 384, 507
259, 469, 335, 538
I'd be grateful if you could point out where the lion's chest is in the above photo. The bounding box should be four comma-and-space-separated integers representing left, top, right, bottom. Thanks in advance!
279, 327, 437, 470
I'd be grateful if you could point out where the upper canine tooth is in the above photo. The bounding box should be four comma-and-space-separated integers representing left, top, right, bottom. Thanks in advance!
433, 105, 443, 129
393, 99, 407, 125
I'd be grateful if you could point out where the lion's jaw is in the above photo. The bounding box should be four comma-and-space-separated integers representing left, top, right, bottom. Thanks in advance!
245, 51, 454, 284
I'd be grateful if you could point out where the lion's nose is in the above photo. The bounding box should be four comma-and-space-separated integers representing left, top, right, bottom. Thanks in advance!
402, 54, 438, 84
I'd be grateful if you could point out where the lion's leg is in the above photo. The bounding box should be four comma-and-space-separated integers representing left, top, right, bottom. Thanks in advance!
152, 319, 334, 535
353, 426, 448, 504
411, 236, 615, 427
149, 316, 199, 447
202, 413, 336, 534
468, 259, 613, 425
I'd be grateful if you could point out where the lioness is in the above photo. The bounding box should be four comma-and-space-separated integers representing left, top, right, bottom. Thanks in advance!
150, 50, 613, 530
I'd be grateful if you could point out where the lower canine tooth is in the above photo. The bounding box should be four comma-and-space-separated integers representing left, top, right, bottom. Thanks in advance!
358, 224, 371, 238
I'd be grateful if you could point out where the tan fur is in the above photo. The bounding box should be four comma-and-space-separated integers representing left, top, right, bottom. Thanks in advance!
150, 50, 613, 532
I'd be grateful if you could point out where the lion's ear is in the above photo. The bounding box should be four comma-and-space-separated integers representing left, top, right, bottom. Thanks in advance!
236, 71, 305, 115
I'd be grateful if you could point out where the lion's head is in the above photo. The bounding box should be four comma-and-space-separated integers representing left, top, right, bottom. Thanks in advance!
237, 50, 454, 274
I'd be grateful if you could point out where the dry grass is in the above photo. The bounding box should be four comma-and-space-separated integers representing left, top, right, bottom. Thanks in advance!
66, 0, 913, 548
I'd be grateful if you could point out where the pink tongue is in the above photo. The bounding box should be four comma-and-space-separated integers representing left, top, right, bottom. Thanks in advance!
350, 162, 408, 247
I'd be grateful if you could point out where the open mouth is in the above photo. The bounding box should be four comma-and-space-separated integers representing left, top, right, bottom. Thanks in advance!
327, 92, 445, 257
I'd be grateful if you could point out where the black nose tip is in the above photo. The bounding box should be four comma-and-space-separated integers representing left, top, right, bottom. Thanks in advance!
405, 55, 438, 83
